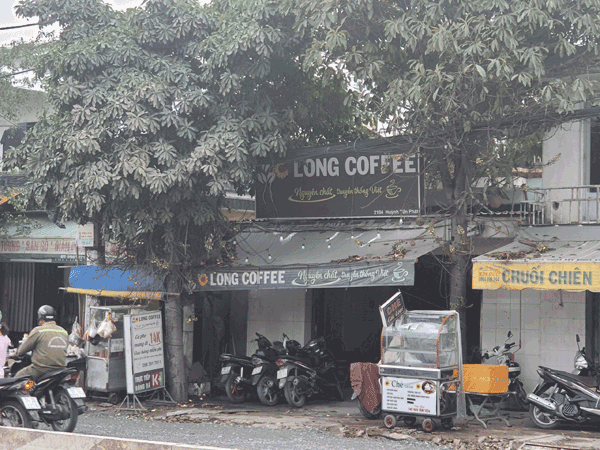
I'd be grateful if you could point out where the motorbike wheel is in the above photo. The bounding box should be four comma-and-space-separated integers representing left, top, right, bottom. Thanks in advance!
257, 376, 279, 406
51, 388, 78, 432
512, 382, 530, 412
225, 376, 248, 404
530, 397, 560, 430
0, 401, 32, 428
283, 382, 306, 408
356, 398, 382, 419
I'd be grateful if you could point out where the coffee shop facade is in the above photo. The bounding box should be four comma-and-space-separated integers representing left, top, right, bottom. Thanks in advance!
192, 141, 489, 366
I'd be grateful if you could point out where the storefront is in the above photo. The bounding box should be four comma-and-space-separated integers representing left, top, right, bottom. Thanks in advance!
472, 224, 600, 392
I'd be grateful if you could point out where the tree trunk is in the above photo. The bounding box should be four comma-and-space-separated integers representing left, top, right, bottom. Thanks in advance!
448, 213, 470, 358
164, 291, 187, 403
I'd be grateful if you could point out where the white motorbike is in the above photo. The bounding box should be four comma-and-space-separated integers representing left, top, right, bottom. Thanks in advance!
481, 331, 528, 411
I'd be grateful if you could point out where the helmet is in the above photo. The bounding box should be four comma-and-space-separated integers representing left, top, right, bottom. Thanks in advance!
37, 305, 56, 321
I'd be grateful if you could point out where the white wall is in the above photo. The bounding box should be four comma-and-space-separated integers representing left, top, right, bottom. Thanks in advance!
481, 288, 585, 393
245, 288, 312, 356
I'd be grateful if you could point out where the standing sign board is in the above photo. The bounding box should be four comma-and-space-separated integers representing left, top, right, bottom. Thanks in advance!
123, 311, 165, 395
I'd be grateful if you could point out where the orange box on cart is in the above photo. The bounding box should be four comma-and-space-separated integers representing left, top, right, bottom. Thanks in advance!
462, 364, 509, 394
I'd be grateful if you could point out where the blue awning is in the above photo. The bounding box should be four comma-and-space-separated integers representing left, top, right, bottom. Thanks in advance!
65, 266, 176, 299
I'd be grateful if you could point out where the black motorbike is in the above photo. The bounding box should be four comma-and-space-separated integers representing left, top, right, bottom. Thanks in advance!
527, 334, 600, 429
481, 331, 528, 411
10, 354, 87, 432
0, 375, 41, 428
219, 333, 274, 404
250, 333, 287, 406
276, 336, 344, 408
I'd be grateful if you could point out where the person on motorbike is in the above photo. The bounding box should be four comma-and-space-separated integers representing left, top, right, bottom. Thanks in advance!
13, 305, 68, 380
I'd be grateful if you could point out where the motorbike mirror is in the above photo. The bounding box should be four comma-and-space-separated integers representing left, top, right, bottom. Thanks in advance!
576, 334, 580, 343
507, 331, 513, 339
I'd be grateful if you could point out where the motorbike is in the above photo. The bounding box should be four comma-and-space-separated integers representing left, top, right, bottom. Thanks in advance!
0, 375, 41, 428
527, 334, 600, 429
219, 333, 275, 404
481, 330, 528, 411
250, 333, 287, 406
276, 336, 344, 408
9, 353, 87, 432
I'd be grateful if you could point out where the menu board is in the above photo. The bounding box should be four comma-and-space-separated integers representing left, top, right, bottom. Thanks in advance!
124, 311, 165, 394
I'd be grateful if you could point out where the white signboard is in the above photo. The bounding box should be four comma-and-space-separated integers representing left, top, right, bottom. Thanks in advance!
124, 311, 165, 394
381, 376, 437, 416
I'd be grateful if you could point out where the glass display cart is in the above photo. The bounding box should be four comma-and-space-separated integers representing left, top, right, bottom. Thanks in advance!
86, 305, 145, 403
379, 292, 463, 432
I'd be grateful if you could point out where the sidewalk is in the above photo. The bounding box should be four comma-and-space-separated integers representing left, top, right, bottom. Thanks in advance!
88, 392, 600, 450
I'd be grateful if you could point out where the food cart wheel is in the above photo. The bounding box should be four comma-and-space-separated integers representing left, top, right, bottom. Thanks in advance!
441, 417, 454, 429
403, 416, 417, 426
421, 418, 437, 433
383, 414, 397, 429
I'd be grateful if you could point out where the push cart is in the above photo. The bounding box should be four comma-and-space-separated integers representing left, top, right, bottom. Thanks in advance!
86, 305, 145, 404
378, 292, 463, 432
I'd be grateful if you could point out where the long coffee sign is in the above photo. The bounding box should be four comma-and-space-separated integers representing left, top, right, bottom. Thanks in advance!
473, 262, 600, 291
196, 261, 415, 290
255, 151, 422, 219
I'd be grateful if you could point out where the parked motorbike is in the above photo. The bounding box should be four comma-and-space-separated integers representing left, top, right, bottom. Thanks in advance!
219, 333, 275, 404
527, 334, 600, 429
481, 331, 528, 411
9, 354, 87, 432
276, 336, 344, 408
250, 333, 287, 406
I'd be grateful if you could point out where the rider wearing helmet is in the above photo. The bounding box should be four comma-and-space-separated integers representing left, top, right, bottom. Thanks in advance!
15, 305, 68, 379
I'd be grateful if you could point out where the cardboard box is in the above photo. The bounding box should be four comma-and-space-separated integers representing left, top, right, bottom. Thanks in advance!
463, 364, 509, 394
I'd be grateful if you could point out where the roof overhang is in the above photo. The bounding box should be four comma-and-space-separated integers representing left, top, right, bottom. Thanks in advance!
473, 225, 600, 292
196, 221, 444, 291
65, 265, 178, 299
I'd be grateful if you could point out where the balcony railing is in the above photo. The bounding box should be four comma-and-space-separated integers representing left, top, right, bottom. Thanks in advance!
516, 186, 600, 225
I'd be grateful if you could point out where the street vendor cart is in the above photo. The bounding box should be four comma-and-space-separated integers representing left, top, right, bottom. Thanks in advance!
378, 292, 463, 432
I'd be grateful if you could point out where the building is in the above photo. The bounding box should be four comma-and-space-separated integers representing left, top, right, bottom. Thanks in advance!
473, 115, 600, 392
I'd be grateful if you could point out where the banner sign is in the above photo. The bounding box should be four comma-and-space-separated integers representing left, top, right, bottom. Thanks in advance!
255, 152, 422, 219
196, 261, 414, 291
473, 261, 600, 291
379, 291, 406, 327
124, 311, 165, 395
0, 237, 120, 264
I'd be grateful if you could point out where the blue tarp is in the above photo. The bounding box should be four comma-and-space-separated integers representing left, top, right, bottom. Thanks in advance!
68, 266, 165, 293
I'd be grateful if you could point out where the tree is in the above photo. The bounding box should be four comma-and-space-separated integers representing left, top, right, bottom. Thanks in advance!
7, 0, 362, 401
279, 0, 600, 346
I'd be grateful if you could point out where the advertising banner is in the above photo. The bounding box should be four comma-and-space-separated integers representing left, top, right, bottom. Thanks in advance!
196, 260, 415, 291
255, 152, 422, 219
472, 261, 600, 291
124, 311, 165, 395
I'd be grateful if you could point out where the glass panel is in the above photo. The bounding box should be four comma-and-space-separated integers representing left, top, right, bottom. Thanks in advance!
382, 312, 459, 368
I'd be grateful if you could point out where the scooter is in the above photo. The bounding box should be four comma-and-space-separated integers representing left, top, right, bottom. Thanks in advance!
0, 376, 41, 428
527, 334, 600, 429
276, 336, 344, 408
219, 333, 274, 404
481, 331, 528, 411
10, 354, 87, 432
250, 333, 287, 406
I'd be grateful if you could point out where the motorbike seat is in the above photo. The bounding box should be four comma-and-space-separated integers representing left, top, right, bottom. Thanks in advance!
545, 367, 600, 388
0, 376, 29, 386
37, 368, 76, 382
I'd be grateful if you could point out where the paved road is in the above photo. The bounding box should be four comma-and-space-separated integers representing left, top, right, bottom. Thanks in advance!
76, 415, 449, 450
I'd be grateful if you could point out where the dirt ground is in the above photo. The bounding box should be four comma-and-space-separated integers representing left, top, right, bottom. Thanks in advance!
83, 393, 600, 450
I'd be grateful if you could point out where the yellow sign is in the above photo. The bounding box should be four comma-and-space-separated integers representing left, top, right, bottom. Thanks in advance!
472, 261, 600, 291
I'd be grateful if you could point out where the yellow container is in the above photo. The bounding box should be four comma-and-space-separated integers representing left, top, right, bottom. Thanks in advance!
463, 364, 509, 394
